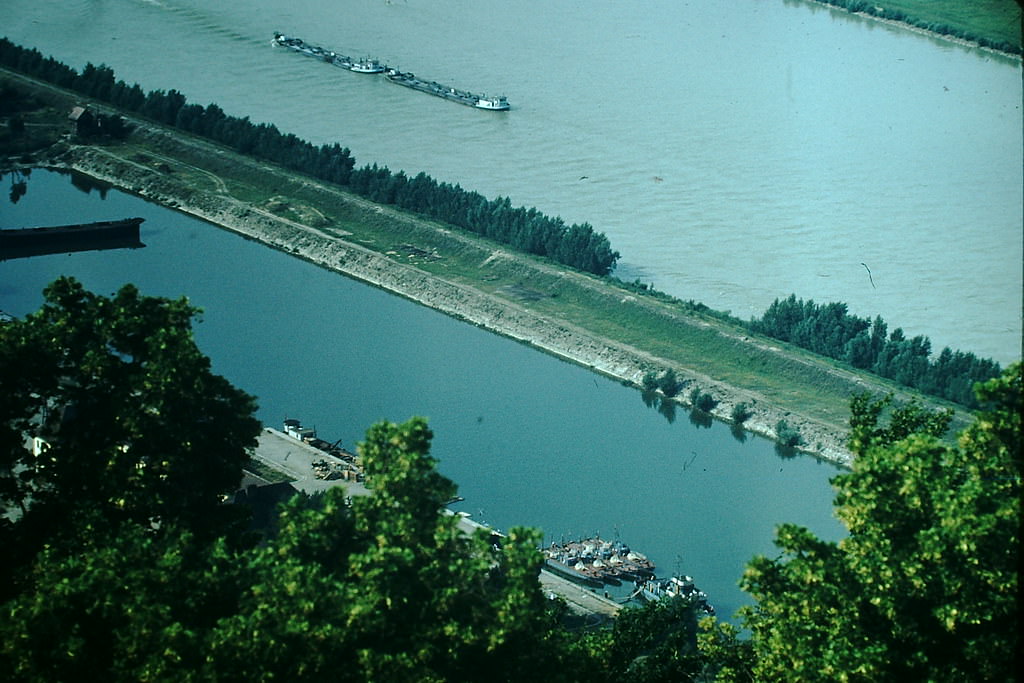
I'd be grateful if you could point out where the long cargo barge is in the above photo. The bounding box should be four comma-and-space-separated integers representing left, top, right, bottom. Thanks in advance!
272, 32, 509, 110
0, 217, 144, 260
384, 68, 509, 110
272, 33, 384, 73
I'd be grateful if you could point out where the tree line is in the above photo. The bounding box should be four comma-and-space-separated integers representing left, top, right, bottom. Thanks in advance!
0, 38, 620, 276
1, 279, 1019, 681
750, 294, 1002, 408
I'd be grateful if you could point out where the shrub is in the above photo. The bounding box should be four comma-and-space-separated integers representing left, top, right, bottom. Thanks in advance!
731, 402, 752, 424
688, 386, 717, 412
775, 419, 803, 447
641, 370, 659, 392
658, 369, 681, 398
696, 392, 717, 413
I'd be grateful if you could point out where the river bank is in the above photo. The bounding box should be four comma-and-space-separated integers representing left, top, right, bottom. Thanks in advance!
802, 0, 1022, 60
4, 67, 978, 466
24, 135, 870, 463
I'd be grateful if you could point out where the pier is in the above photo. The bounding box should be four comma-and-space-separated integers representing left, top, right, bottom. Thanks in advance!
251, 426, 368, 496
251, 425, 621, 619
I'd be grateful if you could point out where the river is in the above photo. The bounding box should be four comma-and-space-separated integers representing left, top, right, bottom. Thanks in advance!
1, 169, 845, 620
2, 0, 1021, 364
2, 0, 1020, 619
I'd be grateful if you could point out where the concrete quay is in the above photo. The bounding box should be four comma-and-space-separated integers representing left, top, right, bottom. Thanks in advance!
252, 427, 622, 620
251, 427, 368, 496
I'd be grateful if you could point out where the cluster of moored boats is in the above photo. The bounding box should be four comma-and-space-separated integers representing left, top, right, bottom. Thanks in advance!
272, 33, 510, 111
543, 537, 655, 586
544, 536, 715, 615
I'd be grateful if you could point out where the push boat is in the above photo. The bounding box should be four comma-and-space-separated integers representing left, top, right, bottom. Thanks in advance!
636, 575, 716, 616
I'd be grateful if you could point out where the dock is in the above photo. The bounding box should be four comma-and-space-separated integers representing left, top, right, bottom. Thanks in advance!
539, 570, 622, 620
253, 426, 622, 620
251, 427, 368, 496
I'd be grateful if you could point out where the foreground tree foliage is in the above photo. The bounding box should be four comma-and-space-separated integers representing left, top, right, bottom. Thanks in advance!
0, 282, 585, 680
3, 280, 1019, 681
0, 277, 261, 597
729, 365, 1021, 681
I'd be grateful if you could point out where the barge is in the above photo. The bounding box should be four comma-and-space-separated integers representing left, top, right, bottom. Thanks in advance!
0, 217, 144, 260
543, 537, 656, 586
272, 33, 385, 73
272, 32, 509, 110
384, 68, 509, 110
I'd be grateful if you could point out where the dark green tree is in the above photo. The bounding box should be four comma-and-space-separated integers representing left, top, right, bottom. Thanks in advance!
730, 402, 752, 424
0, 277, 260, 594
736, 364, 1021, 681
774, 419, 802, 448
0, 519, 242, 680
584, 597, 706, 681
0, 402, 583, 681
658, 369, 682, 397
641, 369, 660, 392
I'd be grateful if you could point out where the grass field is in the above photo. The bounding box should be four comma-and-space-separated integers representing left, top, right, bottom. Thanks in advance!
806, 0, 1023, 51
884, 0, 1021, 47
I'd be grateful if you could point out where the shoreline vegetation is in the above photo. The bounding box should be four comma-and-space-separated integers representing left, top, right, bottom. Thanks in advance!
2, 29, 1012, 463
799, 0, 1023, 58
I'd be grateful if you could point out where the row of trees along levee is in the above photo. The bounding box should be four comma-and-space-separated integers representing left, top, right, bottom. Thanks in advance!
0, 37, 1007, 409
749, 295, 1002, 409
0, 37, 619, 277
2, 278, 1019, 680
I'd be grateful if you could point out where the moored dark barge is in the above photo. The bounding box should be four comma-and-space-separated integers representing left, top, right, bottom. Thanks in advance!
0, 217, 145, 260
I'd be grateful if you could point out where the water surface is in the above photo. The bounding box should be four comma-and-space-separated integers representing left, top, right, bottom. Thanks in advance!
1, 170, 846, 620
3, 0, 1021, 363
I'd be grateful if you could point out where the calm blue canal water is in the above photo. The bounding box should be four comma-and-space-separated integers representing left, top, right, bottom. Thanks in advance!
1, 170, 845, 620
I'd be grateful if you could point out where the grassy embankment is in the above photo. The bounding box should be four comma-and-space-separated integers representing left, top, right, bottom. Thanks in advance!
1, 69, 973, 456
803, 0, 1023, 53
128, 128, 931, 425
